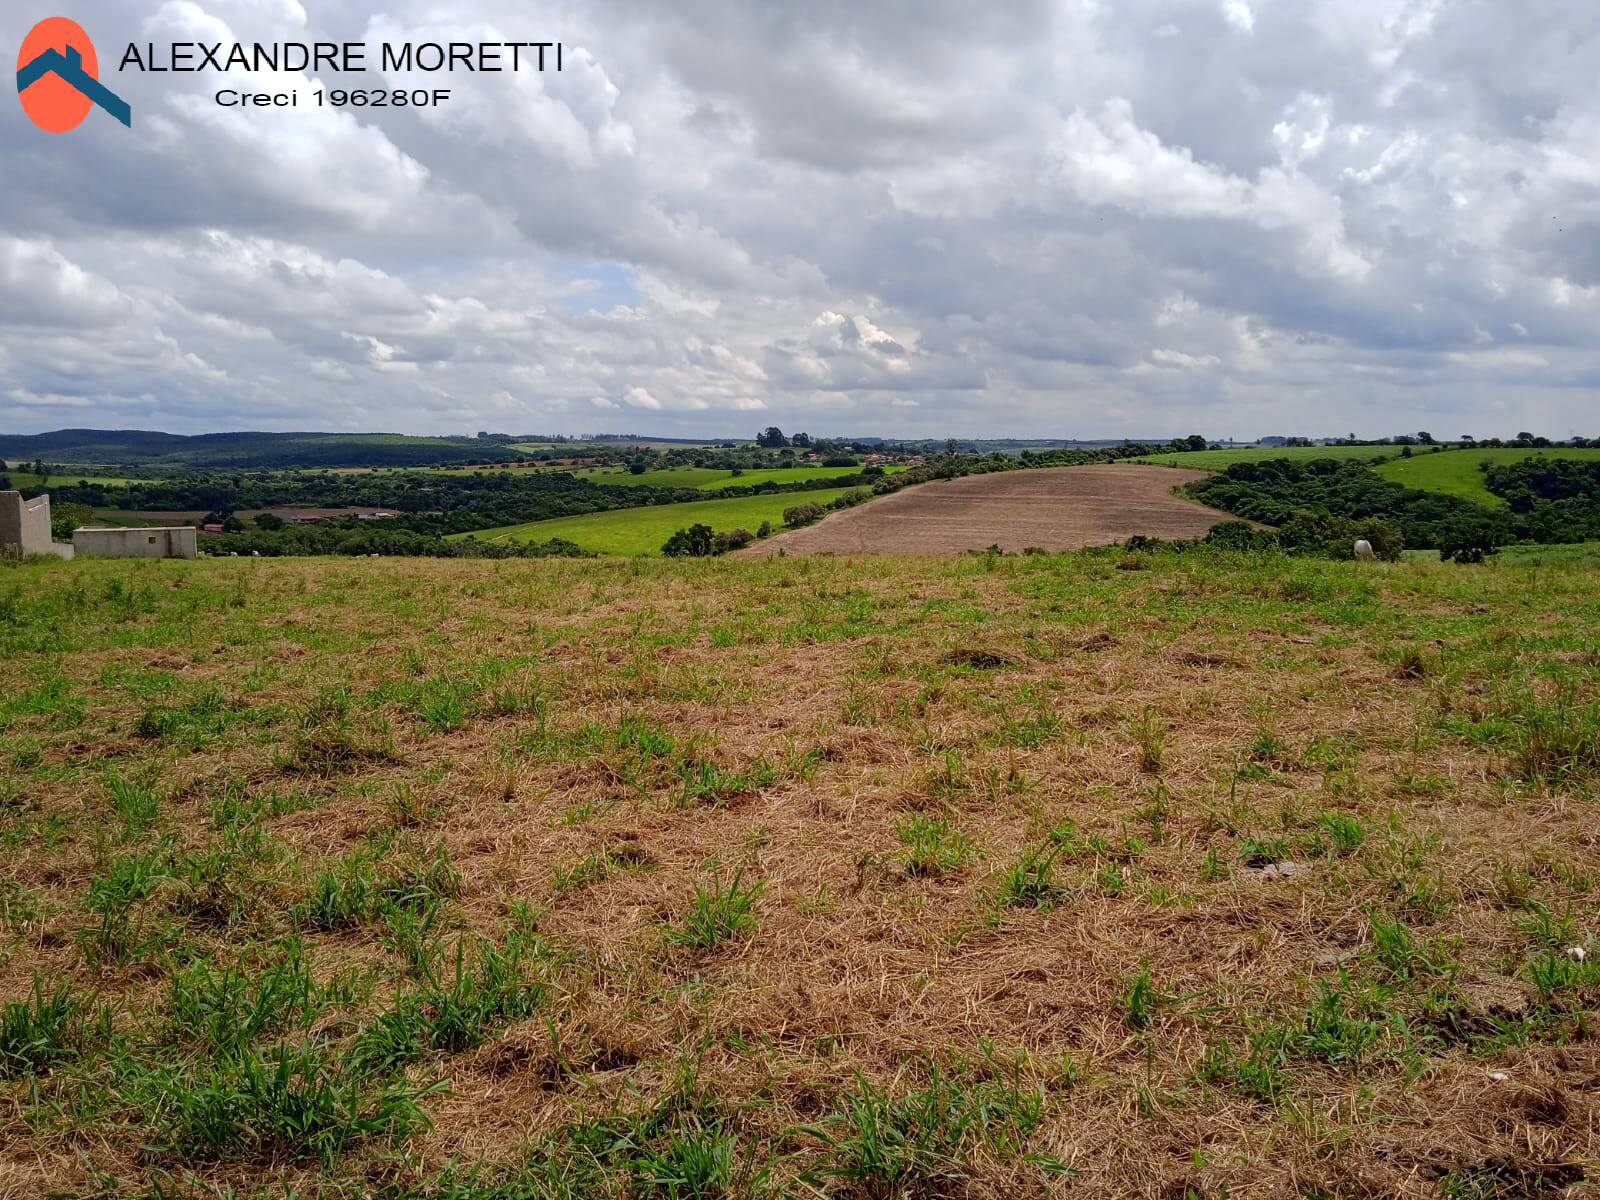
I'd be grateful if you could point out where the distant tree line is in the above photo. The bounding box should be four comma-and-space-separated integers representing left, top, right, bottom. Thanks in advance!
40, 465, 899, 538
202, 524, 591, 559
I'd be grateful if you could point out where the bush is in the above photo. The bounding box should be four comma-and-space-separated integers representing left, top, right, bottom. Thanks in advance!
661, 524, 714, 557
783, 503, 825, 528
1202, 521, 1276, 552
710, 528, 754, 554
1436, 516, 1504, 563
1355, 520, 1405, 561
49, 502, 93, 542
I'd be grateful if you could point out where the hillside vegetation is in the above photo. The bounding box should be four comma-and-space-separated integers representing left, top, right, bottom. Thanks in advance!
572, 465, 908, 491
464, 486, 861, 554
1, 550, 1596, 1197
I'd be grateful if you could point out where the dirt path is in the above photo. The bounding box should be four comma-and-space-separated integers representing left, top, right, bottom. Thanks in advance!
740, 464, 1231, 555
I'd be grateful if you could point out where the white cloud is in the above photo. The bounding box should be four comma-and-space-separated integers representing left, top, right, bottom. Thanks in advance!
1150, 349, 1222, 369
0, 239, 129, 329
624, 386, 663, 409
1055, 100, 1371, 280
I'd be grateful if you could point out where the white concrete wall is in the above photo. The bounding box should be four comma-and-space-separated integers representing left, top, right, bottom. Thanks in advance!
0, 490, 53, 556
168, 527, 197, 558
72, 526, 199, 560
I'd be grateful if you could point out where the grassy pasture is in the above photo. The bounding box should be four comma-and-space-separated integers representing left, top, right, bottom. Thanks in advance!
571, 466, 732, 488
462, 486, 859, 554
3, 469, 141, 488
1374, 447, 1600, 507
1, 548, 1597, 1197
570, 465, 905, 491
1134, 445, 1404, 469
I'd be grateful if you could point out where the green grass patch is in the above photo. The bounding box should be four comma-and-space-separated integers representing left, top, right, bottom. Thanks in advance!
460, 487, 858, 555
1133, 445, 1404, 469
1373, 447, 1600, 507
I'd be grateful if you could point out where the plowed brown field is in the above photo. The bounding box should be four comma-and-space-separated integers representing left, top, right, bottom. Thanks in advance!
742, 463, 1232, 555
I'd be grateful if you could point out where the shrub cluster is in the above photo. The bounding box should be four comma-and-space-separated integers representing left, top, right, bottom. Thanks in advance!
1186, 459, 1509, 557
209, 527, 590, 559
1482, 455, 1600, 543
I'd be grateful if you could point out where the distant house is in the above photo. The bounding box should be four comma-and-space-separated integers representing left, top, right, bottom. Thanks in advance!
73, 526, 197, 559
357, 511, 397, 520
202, 523, 226, 534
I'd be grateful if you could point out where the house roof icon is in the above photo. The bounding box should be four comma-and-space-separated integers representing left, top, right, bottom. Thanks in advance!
17, 39, 131, 128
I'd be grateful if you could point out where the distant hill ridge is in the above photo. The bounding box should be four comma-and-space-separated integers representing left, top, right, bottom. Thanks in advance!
0, 429, 523, 469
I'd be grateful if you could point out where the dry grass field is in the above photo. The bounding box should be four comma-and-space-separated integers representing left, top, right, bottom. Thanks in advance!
742, 466, 1234, 556
1, 549, 1597, 1198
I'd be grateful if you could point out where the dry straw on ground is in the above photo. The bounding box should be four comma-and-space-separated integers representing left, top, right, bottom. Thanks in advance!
0, 548, 1595, 1198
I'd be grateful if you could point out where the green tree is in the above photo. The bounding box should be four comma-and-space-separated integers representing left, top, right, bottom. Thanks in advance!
1437, 517, 1504, 563
49, 502, 93, 541
662, 524, 714, 557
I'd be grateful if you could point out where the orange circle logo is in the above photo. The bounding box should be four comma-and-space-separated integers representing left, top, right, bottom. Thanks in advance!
17, 17, 123, 133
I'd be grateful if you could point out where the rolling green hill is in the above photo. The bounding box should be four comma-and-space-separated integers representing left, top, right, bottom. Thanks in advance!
1373, 447, 1600, 507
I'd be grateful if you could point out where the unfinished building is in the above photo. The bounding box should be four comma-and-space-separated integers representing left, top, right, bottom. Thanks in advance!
0, 490, 73, 559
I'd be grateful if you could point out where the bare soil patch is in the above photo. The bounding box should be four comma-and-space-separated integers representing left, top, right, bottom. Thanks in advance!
742, 464, 1230, 555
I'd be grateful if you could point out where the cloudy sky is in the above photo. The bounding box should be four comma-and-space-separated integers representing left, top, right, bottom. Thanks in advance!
3, 0, 1598, 440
